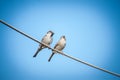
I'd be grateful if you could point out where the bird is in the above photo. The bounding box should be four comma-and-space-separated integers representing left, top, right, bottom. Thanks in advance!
48, 36, 66, 62
33, 31, 54, 57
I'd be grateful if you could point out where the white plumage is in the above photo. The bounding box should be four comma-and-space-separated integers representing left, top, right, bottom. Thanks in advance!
33, 31, 54, 57
48, 36, 66, 62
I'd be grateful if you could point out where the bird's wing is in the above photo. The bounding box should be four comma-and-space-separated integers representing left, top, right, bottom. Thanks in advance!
39, 35, 46, 47
61, 43, 66, 50
54, 43, 59, 49
41, 35, 46, 42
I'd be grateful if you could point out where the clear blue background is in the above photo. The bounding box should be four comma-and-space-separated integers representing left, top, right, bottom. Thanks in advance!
0, 0, 120, 80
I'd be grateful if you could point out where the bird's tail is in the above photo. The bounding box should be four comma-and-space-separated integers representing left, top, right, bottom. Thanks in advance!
48, 52, 55, 62
33, 48, 42, 57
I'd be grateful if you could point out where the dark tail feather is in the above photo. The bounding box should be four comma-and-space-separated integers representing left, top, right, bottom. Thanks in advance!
48, 53, 55, 62
33, 48, 42, 57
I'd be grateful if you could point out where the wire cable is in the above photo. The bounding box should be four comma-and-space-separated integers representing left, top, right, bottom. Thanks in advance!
0, 20, 120, 78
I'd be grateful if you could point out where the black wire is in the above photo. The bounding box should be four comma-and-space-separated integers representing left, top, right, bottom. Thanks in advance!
61, 53, 120, 78
0, 20, 40, 43
0, 20, 53, 50
0, 20, 120, 78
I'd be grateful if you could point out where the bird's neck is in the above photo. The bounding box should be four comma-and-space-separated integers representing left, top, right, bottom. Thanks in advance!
47, 33, 52, 37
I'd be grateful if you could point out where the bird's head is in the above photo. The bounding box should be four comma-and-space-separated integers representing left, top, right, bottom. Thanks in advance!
47, 30, 54, 36
62, 35, 66, 40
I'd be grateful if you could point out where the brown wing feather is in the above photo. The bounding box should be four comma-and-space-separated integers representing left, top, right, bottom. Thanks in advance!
61, 42, 66, 50
54, 43, 59, 49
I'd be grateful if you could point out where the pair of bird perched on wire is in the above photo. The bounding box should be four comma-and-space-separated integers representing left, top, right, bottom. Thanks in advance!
33, 31, 66, 62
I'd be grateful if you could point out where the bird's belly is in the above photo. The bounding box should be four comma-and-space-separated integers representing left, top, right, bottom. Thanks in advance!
56, 42, 65, 50
43, 37, 51, 44
56, 46, 62, 50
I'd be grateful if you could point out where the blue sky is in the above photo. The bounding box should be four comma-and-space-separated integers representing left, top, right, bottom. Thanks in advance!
0, 0, 120, 80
